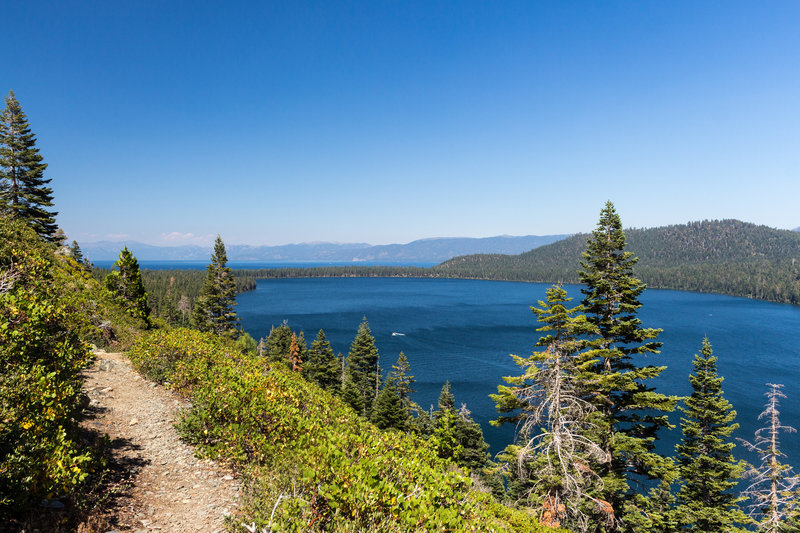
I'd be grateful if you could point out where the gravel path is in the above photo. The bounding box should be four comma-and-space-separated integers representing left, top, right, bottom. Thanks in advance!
81, 350, 240, 532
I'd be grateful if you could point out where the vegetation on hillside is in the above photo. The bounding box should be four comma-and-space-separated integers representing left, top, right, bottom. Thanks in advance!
437, 220, 800, 304
127, 328, 558, 532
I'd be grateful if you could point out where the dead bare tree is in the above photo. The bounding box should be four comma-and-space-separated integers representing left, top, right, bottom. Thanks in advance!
493, 285, 610, 531
739, 383, 800, 532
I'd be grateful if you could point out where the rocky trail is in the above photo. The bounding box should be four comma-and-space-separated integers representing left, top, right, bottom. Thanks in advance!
79, 350, 240, 532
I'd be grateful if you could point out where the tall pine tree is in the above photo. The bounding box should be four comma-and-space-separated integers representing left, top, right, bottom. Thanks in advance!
0, 91, 57, 241
343, 318, 380, 417
104, 247, 150, 325
192, 235, 239, 338
492, 284, 606, 531
674, 337, 748, 532
577, 201, 677, 531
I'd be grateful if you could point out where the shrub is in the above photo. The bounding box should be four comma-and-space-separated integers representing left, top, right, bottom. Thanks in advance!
0, 217, 94, 520
128, 329, 562, 532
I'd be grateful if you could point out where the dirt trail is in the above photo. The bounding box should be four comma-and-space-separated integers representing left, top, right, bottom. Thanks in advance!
81, 350, 240, 532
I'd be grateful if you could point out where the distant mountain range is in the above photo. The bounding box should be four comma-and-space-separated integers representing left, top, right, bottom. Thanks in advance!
82, 234, 569, 263
239, 220, 800, 304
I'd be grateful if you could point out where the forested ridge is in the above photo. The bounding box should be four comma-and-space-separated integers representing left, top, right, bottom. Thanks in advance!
437, 219, 800, 304
245, 220, 800, 305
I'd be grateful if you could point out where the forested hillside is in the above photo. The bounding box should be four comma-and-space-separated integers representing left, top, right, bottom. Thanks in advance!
437, 220, 800, 304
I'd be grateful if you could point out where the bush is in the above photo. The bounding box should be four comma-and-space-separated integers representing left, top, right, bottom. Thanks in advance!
128, 329, 562, 532
0, 217, 94, 520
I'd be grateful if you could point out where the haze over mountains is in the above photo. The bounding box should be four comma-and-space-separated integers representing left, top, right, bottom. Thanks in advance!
82, 234, 569, 263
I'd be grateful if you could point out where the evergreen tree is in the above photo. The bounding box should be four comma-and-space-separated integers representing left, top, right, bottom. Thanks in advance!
390, 351, 415, 406
69, 240, 84, 264
104, 247, 150, 324
492, 284, 606, 531
265, 321, 293, 364
452, 404, 490, 472
740, 384, 799, 532
192, 235, 239, 338
344, 318, 380, 417
433, 381, 491, 474
372, 381, 407, 431
437, 380, 455, 412
341, 378, 364, 415
674, 337, 748, 532
432, 382, 461, 462
303, 329, 341, 392
577, 201, 676, 530
0, 91, 57, 240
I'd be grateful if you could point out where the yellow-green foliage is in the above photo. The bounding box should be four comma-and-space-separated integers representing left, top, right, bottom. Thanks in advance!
0, 218, 94, 516
128, 329, 563, 532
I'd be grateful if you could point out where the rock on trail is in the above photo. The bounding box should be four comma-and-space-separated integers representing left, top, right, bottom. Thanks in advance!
81, 350, 240, 532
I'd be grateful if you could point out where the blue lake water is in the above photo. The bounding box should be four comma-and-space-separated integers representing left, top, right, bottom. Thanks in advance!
237, 277, 800, 466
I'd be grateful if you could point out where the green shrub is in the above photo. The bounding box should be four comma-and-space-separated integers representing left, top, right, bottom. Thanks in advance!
0, 217, 94, 520
128, 329, 562, 532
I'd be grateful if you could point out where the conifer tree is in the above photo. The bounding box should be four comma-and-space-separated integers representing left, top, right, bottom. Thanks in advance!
492, 284, 607, 531
390, 351, 415, 406
265, 321, 292, 363
104, 246, 150, 324
433, 382, 461, 462
69, 240, 84, 264
674, 337, 748, 532
344, 318, 380, 417
0, 91, 57, 240
433, 381, 491, 474
303, 329, 341, 392
739, 384, 799, 532
372, 381, 407, 431
577, 201, 676, 529
192, 235, 239, 338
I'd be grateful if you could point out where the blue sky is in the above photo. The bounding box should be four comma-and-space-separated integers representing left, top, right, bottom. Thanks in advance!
3, 1, 799, 246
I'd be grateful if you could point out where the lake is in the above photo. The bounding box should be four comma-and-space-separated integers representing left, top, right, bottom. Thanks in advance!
236, 277, 800, 466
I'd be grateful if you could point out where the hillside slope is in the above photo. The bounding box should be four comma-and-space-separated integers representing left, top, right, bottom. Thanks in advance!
436, 220, 800, 304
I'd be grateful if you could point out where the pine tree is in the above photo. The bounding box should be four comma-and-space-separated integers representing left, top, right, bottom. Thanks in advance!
104, 247, 150, 324
69, 240, 84, 264
265, 321, 292, 364
577, 201, 677, 530
452, 404, 490, 472
0, 91, 57, 240
674, 337, 748, 532
492, 284, 607, 531
192, 235, 239, 338
390, 351, 415, 406
303, 329, 341, 392
740, 384, 799, 532
433, 381, 491, 474
344, 318, 380, 417
437, 380, 455, 412
372, 381, 407, 431
433, 382, 461, 462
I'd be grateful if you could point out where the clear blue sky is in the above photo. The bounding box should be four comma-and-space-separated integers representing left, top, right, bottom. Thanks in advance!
3, 1, 799, 246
